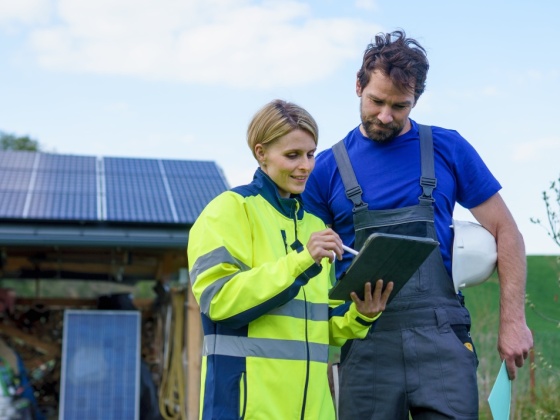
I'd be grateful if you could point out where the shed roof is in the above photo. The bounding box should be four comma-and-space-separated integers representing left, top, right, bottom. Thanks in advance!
0, 151, 229, 282
0, 150, 229, 225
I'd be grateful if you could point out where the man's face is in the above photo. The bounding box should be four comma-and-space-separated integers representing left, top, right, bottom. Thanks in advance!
357, 70, 416, 143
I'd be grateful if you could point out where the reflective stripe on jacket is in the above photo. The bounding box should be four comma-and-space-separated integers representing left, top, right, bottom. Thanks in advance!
188, 169, 375, 420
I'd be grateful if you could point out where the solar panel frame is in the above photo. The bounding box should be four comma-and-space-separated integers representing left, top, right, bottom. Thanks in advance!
59, 310, 140, 420
0, 151, 228, 224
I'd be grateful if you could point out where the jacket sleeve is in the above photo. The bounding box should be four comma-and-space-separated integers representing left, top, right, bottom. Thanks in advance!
188, 192, 321, 329
326, 260, 380, 347
328, 297, 380, 347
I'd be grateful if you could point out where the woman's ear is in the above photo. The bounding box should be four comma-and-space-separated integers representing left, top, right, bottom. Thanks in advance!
255, 144, 266, 164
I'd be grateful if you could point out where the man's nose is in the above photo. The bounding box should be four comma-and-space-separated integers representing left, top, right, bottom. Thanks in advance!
377, 107, 393, 124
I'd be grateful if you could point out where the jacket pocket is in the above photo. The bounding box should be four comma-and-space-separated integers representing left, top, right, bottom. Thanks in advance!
239, 371, 247, 419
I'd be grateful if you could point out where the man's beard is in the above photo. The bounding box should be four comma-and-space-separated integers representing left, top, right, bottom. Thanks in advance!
360, 115, 404, 144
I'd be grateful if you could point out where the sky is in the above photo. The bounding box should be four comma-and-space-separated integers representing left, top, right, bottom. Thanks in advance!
1, 0, 559, 255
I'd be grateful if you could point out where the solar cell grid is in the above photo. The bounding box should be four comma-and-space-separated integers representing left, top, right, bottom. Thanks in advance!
34, 172, 97, 193
0, 151, 228, 224
105, 174, 167, 194
166, 175, 227, 223
27, 193, 97, 221
0, 191, 27, 217
0, 151, 37, 169
104, 157, 161, 175
0, 169, 32, 191
162, 159, 218, 176
60, 310, 139, 420
39, 154, 96, 172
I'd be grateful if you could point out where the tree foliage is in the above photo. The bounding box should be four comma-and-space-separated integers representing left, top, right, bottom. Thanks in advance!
0, 131, 41, 151
529, 175, 560, 327
530, 175, 560, 248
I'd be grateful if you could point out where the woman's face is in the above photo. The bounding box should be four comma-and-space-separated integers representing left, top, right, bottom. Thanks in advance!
255, 129, 316, 198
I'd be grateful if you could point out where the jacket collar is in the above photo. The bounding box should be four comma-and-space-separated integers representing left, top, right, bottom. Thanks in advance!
251, 168, 305, 219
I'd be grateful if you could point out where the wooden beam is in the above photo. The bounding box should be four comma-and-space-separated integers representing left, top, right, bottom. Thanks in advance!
15, 297, 155, 310
0, 324, 60, 357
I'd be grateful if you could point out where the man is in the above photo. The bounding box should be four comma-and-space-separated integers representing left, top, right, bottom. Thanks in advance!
302, 30, 533, 419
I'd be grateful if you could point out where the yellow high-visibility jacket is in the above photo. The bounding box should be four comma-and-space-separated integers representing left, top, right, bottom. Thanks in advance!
188, 169, 378, 420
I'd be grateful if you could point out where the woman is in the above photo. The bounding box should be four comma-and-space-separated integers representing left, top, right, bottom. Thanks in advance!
187, 99, 392, 419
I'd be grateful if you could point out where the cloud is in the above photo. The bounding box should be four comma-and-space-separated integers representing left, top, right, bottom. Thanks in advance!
446, 85, 499, 99
354, 0, 378, 11
0, 0, 50, 26
22, 0, 377, 88
511, 138, 560, 163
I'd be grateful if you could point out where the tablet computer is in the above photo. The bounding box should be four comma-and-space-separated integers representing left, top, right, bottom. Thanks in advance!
328, 232, 439, 302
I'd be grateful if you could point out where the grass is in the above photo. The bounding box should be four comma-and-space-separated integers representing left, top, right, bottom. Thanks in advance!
463, 255, 560, 419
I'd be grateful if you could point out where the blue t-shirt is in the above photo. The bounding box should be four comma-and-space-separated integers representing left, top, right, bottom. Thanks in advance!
302, 119, 501, 278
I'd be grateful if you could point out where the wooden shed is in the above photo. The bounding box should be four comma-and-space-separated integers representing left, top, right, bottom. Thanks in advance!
0, 150, 229, 419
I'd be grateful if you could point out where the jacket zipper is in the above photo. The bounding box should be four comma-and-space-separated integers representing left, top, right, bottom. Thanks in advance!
288, 199, 310, 419
281, 230, 288, 254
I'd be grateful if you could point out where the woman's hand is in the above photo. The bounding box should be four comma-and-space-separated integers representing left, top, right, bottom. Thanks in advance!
306, 228, 343, 264
350, 279, 393, 318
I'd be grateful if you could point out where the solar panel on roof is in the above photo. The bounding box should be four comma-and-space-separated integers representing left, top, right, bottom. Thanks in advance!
27, 193, 97, 220
0, 151, 37, 169
104, 157, 161, 175
39, 154, 97, 172
162, 159, 228, 223
0, 191, 27, 217
34, 172, 97, 193
0, 151, 228, 224
0, 169, 32, 190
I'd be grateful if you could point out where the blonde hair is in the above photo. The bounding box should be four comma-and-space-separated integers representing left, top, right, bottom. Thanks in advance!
247, 99, 318, 160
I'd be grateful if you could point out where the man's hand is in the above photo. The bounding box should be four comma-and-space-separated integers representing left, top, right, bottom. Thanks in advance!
471, 193, 534, 380
498, 320, 533, 380
350, 279, 393, 318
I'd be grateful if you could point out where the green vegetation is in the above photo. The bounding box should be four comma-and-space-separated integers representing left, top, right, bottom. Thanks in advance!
464, 255, 560, 419
0, 131, 41, 151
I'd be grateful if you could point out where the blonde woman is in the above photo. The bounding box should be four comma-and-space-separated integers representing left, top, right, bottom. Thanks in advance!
188, 99, 391, 419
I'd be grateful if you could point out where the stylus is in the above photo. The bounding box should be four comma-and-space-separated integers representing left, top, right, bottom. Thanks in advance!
342, 244, 359, 256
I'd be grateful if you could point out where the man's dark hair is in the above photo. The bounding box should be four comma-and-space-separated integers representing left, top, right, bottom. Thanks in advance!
357, 29, 429, 102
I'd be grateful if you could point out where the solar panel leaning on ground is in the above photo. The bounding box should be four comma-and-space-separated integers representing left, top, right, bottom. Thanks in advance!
0, 151, 229, 224
59, 310, 141, 420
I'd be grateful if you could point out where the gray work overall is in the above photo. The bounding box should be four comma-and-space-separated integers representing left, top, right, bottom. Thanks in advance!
333, 125, 479, 420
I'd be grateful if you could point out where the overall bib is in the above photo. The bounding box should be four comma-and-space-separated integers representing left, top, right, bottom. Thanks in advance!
334, 125, 479, 420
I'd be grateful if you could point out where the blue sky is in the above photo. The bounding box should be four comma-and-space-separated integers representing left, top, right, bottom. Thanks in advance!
1, 0, 559, 255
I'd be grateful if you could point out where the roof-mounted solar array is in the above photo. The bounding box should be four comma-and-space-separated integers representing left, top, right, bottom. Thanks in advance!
0, 151, 229, 225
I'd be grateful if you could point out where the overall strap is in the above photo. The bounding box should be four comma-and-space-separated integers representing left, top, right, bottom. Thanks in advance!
418, 124, 437, 206
332, 140, 368, 213
332, 124, 437, 210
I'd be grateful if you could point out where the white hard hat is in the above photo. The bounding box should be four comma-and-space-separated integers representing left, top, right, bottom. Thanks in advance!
451, 219, 497, 293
